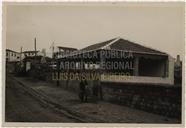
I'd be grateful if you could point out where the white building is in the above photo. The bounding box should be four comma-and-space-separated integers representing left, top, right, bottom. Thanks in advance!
6, 49, 20, 62
54, 46, 77, 59
23, 50, 39, 57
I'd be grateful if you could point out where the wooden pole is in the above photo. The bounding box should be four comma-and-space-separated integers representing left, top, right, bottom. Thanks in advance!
20, 46, 22, 61
34, 38, 37, 57
52, 42, 54, 59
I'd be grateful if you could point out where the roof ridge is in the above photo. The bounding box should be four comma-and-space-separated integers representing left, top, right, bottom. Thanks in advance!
57, 46, 77, 49
101, 37, 121, 50
6, 49, 19, 53
80, 38, 116, 51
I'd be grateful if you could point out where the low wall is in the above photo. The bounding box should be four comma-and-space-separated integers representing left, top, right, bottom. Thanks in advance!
101, 75, 174, 85
102, 82, 181, 119
56, 79, 181, 119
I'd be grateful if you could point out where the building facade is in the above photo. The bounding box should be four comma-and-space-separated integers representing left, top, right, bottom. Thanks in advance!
6, 49, 20, 62
58, 37, 174, 85
23, 51, 39, 57
54, 46, 77, 59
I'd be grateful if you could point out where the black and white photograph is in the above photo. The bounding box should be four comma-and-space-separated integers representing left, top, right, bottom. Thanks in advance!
3, 1, 184, 126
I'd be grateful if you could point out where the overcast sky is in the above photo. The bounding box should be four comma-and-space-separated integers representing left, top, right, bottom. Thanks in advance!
5, 2, 184, 59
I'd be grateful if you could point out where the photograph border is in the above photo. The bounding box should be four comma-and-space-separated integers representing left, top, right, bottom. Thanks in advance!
1, 1, 185, 127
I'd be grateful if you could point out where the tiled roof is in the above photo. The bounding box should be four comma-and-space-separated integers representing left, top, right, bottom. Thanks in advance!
81, 37, 167, 55
6, 49, 19, 53
57, 46, 77, 51
23, 51, 39, 53
81, 38, 116, 51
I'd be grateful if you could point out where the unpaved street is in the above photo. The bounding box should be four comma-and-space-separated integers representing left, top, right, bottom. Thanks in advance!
5, 75, 79, 122
5, 74, 180, 123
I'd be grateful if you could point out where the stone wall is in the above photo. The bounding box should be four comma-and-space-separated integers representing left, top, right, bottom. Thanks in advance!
102, 82, 181, 119
56, 78, 181, 119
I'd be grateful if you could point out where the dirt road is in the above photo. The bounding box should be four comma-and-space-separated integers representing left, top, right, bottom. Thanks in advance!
5, 75, 79, 122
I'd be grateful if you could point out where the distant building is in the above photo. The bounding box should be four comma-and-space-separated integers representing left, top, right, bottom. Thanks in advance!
6, 49, 21, 73
54, 46, 77, 59
23, 50, 39, 57
6, 49, 20, 62
23, 55, 52, 71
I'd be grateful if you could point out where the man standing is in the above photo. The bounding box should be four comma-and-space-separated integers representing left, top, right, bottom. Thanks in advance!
79, 79, 88, 102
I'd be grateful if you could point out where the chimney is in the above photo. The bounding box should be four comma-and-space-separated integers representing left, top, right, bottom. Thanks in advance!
176, 55, 181, 67
177, 55, 180, 62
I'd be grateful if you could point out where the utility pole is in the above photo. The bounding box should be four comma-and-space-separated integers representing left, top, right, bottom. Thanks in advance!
34, 37, 37, 58
20, 46, 22, 61
20, 46, 23, 68
52, 42, 54, 59
34, 37, 37, 66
